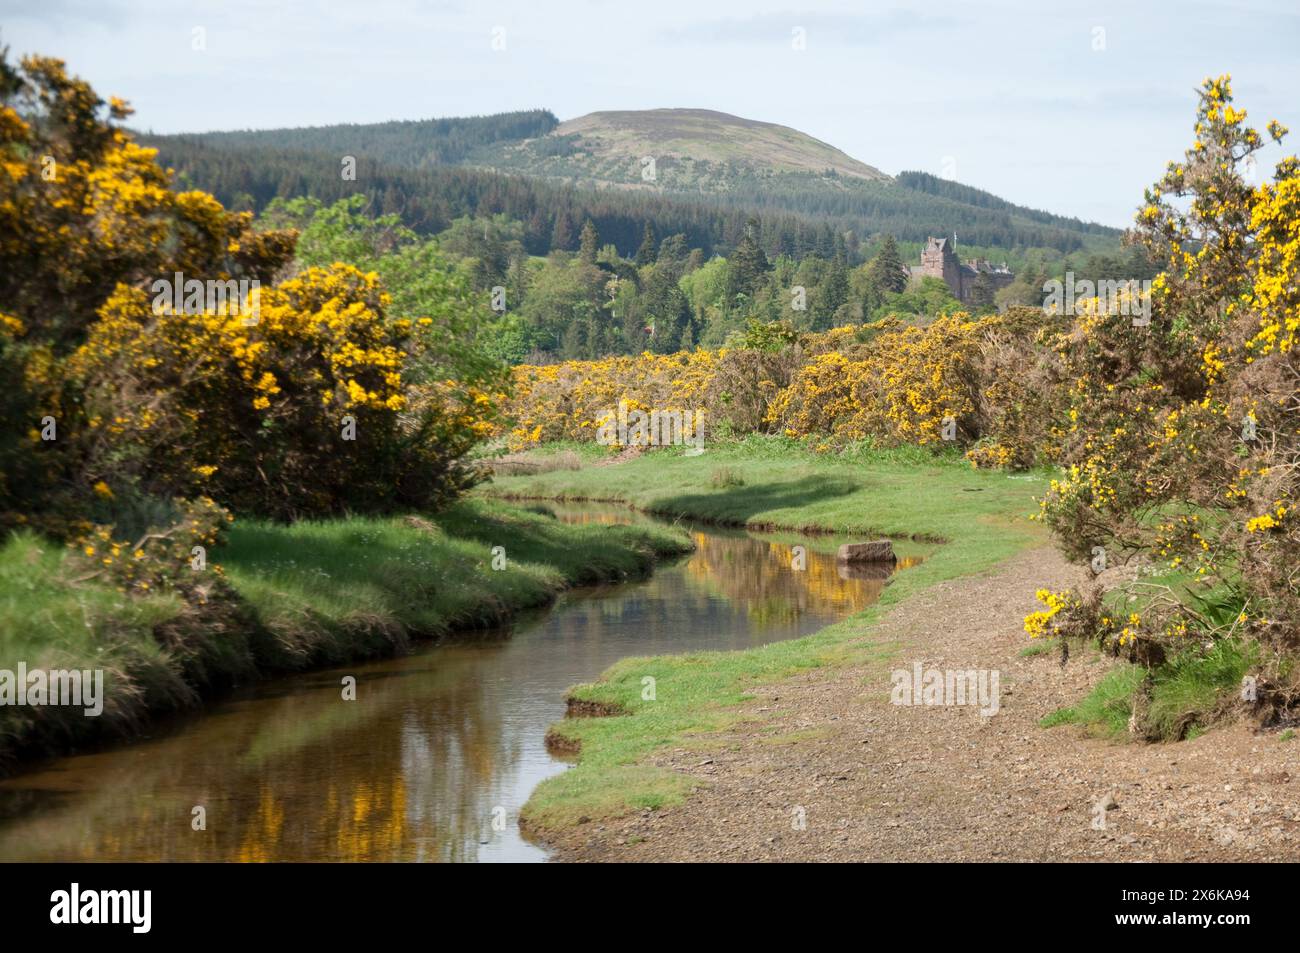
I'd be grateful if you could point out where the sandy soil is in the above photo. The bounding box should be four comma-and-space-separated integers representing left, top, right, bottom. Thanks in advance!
543, 547, 1300, 862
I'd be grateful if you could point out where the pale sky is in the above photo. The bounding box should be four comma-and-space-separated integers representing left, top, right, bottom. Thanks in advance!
2, 0, 1296, 227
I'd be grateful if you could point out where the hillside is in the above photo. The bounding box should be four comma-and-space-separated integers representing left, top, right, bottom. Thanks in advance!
144, 107, 1118, 258
472, 108, 891, 190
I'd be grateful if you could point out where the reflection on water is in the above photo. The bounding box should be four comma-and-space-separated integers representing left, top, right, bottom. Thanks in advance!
0, 504, 922, 862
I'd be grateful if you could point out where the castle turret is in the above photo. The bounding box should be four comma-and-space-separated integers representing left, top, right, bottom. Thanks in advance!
920, 237, 964, 297
916, 237, 1015, 305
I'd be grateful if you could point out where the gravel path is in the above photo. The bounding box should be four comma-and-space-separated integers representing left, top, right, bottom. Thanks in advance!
543, 547, 1300, 862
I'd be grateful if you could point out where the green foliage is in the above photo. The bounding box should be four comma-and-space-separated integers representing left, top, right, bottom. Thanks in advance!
1147, 639, 1256, 741
870, 276, 963, 322
727, 218, 771, 301
434, 213, 527, 289
260, 195, 506, 387
1041, 665, 1145, 738
858, 233, 909, 315
635, 222, 656, 266
517, 252, 611, 357
732, 318, 801, 352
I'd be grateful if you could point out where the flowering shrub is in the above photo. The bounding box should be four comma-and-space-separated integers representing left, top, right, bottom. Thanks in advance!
1034, 76, 1300, 675
0, 53, 503, 528
0, 54, 294, 531
506, 350, 716, 448
68, 496, 230, 596
503, 312, 1057, 466
1026, 586, 1192, 671
1024, 589, 1077, 639
69, 265, 501, 520
965, 441, 1017, 470
766, 314, 995, 445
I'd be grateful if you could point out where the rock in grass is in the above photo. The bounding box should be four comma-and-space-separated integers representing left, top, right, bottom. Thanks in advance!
836, 540, 895, 563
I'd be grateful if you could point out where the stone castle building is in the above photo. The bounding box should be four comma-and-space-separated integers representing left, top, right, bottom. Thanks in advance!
911, 237, 1014, 305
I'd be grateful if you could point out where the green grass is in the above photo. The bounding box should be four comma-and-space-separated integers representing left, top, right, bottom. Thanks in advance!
220, 500, 688, 669
1041, 665, 1145, 738
0, 500, 689, 767
0, 532, 182, 668
1146, 639, 1256, 740
1020, 637, 1059, 658
1040, 639, 1257, 741
709, 465, 745, 488
489, 435, 1046, 547
485, 438, 1052, 830
0, 532, 189, 758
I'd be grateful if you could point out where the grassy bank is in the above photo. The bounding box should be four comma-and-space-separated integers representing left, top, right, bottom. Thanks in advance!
1042, 638, 1258, 741
0, 499, 690, 769
482, 437, 1053, 831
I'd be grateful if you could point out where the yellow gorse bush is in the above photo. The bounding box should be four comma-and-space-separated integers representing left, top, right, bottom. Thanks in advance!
1035, 76, 1300, 659
768, 315, 989, 444
504, 312, 1041, 458
1024, 589, 1070, 639
506, 350, 716, 448
0, 53, 503, 528
68, 262, 497, 520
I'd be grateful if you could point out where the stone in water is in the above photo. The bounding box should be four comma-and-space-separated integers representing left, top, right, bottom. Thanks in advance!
836, 540, 895, 563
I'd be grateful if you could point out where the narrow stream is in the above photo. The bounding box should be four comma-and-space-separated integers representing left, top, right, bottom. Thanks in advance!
0, 504, 923, 862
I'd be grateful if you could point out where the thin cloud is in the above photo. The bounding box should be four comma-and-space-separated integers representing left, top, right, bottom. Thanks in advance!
0, 0, 127, 27
660, 9, 964, 46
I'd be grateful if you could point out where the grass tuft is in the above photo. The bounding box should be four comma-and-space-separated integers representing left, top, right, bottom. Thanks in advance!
1146, 639, 1256, 741
1041, 665, 1145, 738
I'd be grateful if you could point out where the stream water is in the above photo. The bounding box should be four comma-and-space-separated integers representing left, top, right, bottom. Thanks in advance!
0, 504, 922, 862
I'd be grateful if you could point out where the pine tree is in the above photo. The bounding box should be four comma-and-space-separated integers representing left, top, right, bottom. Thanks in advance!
657, 233, 688, 264
506, 255, 531, 311
868, 235, 908, 295
550, 212, 575, 251
635, 222, 657, 266
814, 257, 850, 331
579, 219, 599, 265
728, 217, 771, 300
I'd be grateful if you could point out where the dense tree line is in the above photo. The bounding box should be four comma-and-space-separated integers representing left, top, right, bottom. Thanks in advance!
253, 195, 1153, 367
682, 173, 1112, 251
147, 131, 1115, 263
410, 211, 974, 362
152, 110, 559, 168
894, 171, 1115, 236
150, 138, 830, 259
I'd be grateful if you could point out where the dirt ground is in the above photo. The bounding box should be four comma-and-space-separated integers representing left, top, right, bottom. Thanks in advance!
543, 547, 1300, 862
